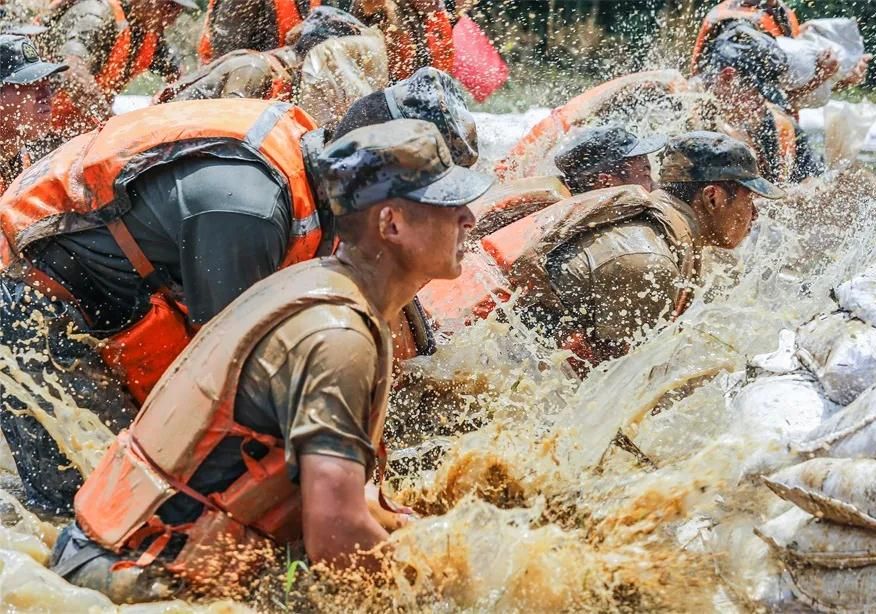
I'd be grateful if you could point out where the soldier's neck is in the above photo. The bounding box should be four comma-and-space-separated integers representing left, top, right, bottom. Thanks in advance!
336, 242, 421, 322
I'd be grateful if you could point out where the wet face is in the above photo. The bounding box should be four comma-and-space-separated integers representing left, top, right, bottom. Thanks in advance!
712, 67, 765, 115
702, 183, 757, 249
603, 156, 654, 191
0, 80, 52, 145
383, 198, 476, 281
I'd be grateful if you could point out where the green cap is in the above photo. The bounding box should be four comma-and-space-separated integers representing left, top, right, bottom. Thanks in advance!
318, 118, 493, 216
659, 131, 785, 199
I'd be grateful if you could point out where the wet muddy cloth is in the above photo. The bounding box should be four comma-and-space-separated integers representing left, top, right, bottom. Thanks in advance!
0, 278, 136, 513
33, 156, 292, 330
155, 302, 381, 526
543, 189, 700, 359
0, 155, 294, 513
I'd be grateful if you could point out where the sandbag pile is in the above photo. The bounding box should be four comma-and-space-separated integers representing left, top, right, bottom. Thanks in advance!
742, 266, 876, 612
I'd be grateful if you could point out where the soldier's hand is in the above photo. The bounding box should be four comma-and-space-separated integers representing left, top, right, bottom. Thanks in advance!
365, 482, 416, 531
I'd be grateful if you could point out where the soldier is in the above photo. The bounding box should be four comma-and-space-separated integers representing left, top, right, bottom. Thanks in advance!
692, 0, 870, 110
553, 126, 666, 195
50, 119, 490, 603
0, 34, 67, 193
351, 0, 453, 82
157, 6, 389, 127
198, 0, 320, 63
420, 132, 784, 371
698, 24, 823, 183
0, 72, 477, 513
34, 0, 196, 138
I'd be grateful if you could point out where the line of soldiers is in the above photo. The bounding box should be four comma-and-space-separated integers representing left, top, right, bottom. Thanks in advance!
0, 0, 866, 605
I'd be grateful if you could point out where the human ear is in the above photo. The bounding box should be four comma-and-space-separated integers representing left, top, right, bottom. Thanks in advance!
377, 206, 399, 241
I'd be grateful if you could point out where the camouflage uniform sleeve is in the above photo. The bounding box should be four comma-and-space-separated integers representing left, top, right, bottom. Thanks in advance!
53, 0, 117, 72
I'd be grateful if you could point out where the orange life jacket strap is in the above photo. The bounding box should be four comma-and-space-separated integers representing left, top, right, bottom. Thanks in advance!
105, 218, 178, 305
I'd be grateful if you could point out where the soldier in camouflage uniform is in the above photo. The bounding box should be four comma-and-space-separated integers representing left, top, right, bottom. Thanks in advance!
544, 131, 784, 365
157, 6, 389, 127
50, 118, 491, 603
34, 0, 196, 139
0, 34, 67, 193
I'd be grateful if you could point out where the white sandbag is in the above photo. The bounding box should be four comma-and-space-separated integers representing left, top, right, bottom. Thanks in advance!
729, 372, 838, 443
796, 312, 876, 406
804, 19, 866, 75
798, 385, 876, 457
0, 548, 114, 612
824, 100, 876, 168
786, 563, 876, 614
762, 458, 876, 530
755, 506, 876, 569
836, 268, 876, 329
749, 329, 800, 374
778, 18, 866, 109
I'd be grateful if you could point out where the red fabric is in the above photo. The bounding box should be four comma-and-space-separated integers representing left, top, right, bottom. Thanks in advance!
451, 16, 508, 103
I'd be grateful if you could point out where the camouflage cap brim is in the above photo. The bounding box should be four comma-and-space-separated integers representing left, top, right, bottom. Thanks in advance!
737, 176, 785, 200
402, 165, 493, 207
626, 134, 667, 157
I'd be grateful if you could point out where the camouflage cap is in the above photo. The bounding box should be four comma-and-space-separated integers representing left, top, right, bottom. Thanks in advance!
659, 131, 784, 199
287, 6, 368, 56
384, 67, 479, 167
704, 23, 790, 110
554, 125, 666, 178
0, 34, 67, 85
318, 118, 493, 216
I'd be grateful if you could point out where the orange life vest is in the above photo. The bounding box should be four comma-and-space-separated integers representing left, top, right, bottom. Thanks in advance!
44, 0, 160, 131
691, 0, 800, 75
770, 104, 798, 182
419, 186, 698, 366
423, 8, 454, 74
74, 258, 393, 587
198, 0, 322, 63
0, 99, 321, 405
495, 70, 688, 181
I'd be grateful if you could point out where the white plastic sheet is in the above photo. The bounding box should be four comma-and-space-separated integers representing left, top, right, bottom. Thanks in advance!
298, 28, 389, 126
